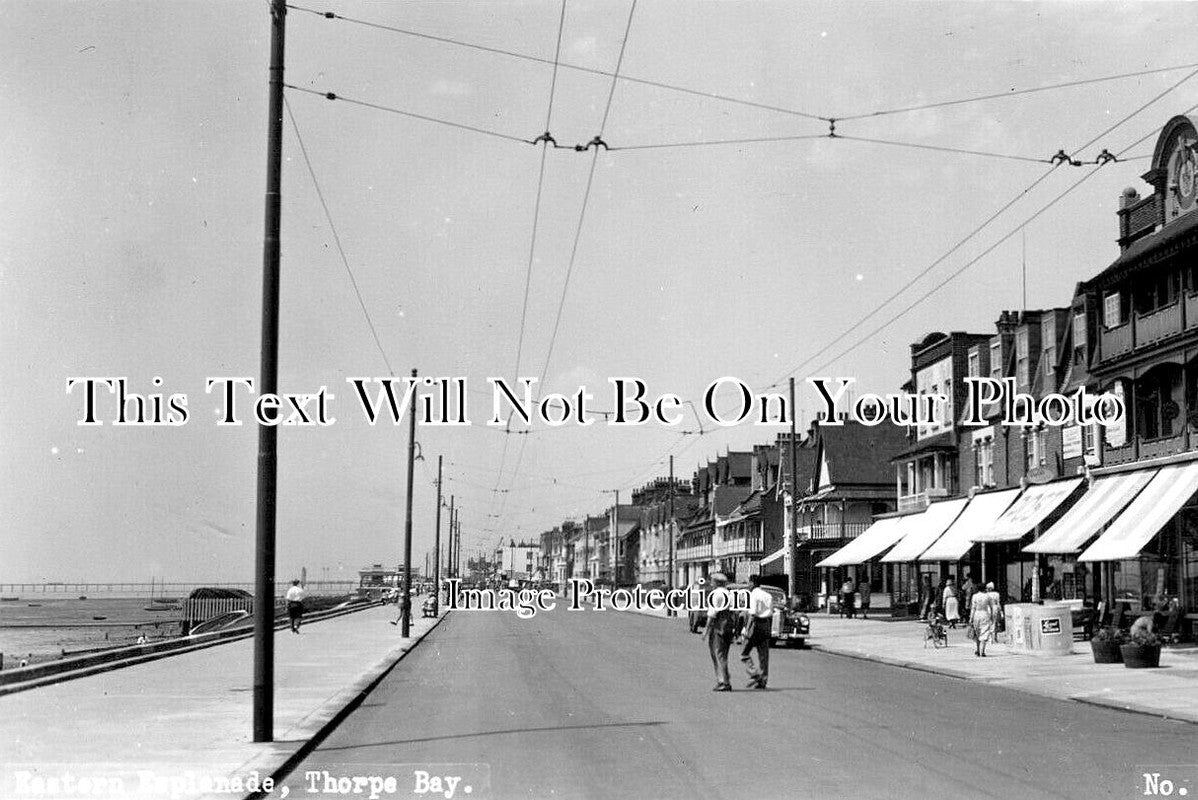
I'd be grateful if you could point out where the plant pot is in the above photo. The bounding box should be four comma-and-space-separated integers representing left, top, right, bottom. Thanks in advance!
1090, 639, 1123, 663
1120, 643, 1161, 669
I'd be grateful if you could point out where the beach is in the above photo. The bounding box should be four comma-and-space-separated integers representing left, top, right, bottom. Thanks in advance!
0, 596, 183, 665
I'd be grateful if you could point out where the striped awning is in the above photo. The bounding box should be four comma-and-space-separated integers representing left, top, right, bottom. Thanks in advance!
1079, 461, 1198, 562
971, 478, 1084, 543
816, 517, 906, 568
881, 498, 968, 563
919, 488, 1020, 562
1023, 470, 1155, 554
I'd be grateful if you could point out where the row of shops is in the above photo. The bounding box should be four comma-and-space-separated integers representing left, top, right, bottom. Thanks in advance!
537, 114, 1198, 638
816, 461, 1197, 627
812, 114, 1198, 632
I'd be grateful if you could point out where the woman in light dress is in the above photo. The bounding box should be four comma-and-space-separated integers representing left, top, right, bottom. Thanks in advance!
942, 578, 960, 629
970, 581, 999, 657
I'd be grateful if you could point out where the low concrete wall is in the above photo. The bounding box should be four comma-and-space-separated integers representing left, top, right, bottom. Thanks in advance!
0, 600, 385, 696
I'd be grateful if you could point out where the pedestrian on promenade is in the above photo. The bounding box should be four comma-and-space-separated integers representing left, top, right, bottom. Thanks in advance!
943, 577, 960, 629
840, 576, 856, 619
960, 573, 977, 618
987, 581, 1005, 635
705, 573, 736, 691
740, 574, 773, 689
970, 581, 998, 657
285, 579, 307, 634
919, 573, 934, 621
857, 578, 871, 619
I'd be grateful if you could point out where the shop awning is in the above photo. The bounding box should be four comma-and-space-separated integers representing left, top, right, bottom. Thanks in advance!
971, 478, 1084, 543
759, 546, 785, 566
1023, 470, 1155, 554
880, 498, 968, 563
816, 517, 906, 568
919, 488, 1020, 562
1079, 461, 1198, 562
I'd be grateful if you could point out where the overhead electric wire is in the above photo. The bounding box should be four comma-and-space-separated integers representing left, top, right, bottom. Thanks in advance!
283, 83, 534, 145
286, 2, 829, 124
837, 61, 1198, 121
833, 135, 1052, 164
803, 106, 1198, 379
488, 0, 570, 525
495, 0, 639, 529
284, 96, 396, 377
608, 133, 829, 151
289, 2, 1198, 134
760, 65, 1198, 393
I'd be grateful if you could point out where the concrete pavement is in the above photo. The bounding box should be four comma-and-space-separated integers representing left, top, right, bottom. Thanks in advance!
627, 603, 1198, 724
0, 602, 445, 799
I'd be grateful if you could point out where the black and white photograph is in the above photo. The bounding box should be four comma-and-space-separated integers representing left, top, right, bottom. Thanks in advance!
3, 2, 1198, 798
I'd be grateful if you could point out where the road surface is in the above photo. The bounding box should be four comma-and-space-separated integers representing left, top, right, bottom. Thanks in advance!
277, 606, 1196, 800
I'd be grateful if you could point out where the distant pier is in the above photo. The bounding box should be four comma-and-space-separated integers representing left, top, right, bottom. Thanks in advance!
0, 581, 357, 597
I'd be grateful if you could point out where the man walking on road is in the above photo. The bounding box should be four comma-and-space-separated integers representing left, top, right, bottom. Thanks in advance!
741, 574, 772, 689
705, 573, 736, 691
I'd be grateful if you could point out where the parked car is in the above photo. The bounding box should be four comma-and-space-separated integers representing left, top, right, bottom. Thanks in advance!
760, 586, 810, 647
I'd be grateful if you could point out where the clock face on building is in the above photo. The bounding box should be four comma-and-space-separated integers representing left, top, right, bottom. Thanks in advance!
1168, 132, 1198, 217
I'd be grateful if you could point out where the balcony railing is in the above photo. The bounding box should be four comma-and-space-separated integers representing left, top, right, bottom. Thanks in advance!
1101, 322, 1134, 360
676, 543, 712, 562
1103, 431, 1193, 463
897, 487, 949, 513
799, 522, 872, 541
1136, 302, 1183, 345
1140, 431, 1189, 460
713, 536, 763, 556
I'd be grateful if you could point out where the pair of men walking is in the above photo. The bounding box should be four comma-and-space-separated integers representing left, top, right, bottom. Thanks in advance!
705, 573, 772, 691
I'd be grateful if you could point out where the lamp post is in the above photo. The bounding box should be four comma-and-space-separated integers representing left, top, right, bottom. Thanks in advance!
253, 0, 286, 744
788, 377, 799, 598
433, 455, 442, 615
668, 455, 676, 616
400, 369, 419, 638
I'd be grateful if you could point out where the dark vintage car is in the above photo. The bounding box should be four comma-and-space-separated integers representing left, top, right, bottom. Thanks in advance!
758, 585, 810, 647
687, 584, 810, 647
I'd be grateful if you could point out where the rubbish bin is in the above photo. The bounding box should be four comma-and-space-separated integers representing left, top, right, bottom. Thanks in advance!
1006, 602, 1073, 656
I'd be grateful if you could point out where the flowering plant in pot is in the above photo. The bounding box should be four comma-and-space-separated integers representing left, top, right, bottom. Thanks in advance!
1120, 629, 1162, 669
1090, 626, 1127, 663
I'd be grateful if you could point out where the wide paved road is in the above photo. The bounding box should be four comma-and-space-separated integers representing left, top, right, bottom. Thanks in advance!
278, 606, 1196, 800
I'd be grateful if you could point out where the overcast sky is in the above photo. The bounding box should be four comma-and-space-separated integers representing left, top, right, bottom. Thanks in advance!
3, 1, 1197, 583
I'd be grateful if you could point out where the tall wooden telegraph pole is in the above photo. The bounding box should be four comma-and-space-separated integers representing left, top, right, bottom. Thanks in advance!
254, 0, 286, 743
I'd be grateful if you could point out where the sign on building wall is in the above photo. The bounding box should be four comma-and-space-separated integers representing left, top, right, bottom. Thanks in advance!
915, 356, 953, 441
1062, 424, 1082, 460
1104, 382, 1127, 448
